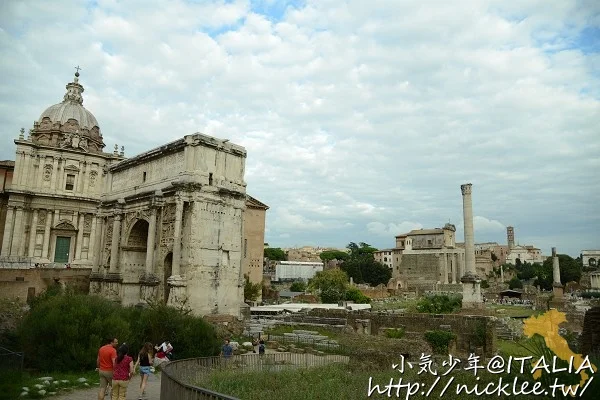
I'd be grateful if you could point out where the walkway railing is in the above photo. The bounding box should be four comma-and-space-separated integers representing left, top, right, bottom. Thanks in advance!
161, 352, 349, 400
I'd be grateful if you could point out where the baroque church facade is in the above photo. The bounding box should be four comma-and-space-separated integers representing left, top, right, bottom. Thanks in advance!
0, 71, 263, 316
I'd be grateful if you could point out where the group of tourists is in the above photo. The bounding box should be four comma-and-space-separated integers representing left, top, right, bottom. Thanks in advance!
96, 337, 171, 400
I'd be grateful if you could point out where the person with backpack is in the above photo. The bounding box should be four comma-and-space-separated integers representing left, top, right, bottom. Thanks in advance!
259, 339, 266, 355
111, 344, 134, 400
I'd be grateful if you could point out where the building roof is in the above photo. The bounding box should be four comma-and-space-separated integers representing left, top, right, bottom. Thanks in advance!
246, 195, 269, 210
0, 160, 15, 168
38, 72, 100, 132
408, 228, 444, 236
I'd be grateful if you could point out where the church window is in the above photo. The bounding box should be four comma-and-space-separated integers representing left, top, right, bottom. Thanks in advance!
143, 171, 147, 182
65, 174, 75, 191
209, 172, 213, 185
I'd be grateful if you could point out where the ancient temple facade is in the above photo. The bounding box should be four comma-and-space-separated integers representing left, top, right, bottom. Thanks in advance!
0, 72, 252, 316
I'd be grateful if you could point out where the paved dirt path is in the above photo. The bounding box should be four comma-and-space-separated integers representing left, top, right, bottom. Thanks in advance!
52, 373, 161, 400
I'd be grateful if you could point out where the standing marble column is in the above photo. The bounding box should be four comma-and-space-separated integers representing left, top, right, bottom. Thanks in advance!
27, 209, 39, 257
11, 207, 24, 256
171, 198, 184, 276
75, 213, 85, 260
145, 208, 157, 276
552, 247, 561, 285
1, 206, 15, 256
460, 183, 482, 307
42, 210, 53, 260
461, 184, 476, 276
109, 214, 122, 273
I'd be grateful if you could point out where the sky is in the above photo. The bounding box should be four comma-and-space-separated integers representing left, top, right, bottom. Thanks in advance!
0, 0, 598, 258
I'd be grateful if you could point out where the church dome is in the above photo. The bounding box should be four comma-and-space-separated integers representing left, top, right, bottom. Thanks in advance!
37, 71, 100, 133
32, 70, 105, 153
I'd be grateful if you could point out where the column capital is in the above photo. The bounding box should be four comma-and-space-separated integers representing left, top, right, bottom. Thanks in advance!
460, 183, 472, 195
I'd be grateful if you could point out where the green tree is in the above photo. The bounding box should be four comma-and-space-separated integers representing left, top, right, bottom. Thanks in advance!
508, 277, 523, 290
491, 252, 498, 263
308, 269, 349, 303
346, 242, 378, 257
264, 247, 287, 261
341, 256, 391, 286
542, 254, 581, 284
244, 274, 261, 301
516, 262, 537, 280
289, 281, 306, 292
319, 250, 350, 263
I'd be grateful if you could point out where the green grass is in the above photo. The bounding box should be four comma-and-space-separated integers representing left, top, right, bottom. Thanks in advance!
198, 363, 552, 400
487, 304, 541, 318
0, 369, 99, 400
371, 299, 419, 311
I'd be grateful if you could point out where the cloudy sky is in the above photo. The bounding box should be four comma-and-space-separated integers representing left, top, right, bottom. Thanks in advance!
1, 0, 598, 257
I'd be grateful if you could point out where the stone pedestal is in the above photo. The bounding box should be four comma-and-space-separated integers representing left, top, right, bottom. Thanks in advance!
461, 274, 484, 309
102, 274, 123, 302
167, 275, 188, 308
139, 273, 160, 303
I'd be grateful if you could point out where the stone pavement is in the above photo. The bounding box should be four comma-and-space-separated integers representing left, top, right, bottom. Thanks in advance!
52, 374, 161, 400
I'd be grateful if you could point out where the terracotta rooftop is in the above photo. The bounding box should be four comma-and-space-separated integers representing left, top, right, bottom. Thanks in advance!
0, 160, 15, 168
246, 195, 269, 210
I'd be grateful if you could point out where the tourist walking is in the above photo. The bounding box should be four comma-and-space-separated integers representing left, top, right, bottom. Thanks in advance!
111, 344, 134, 400
97, 337, 118, 400
134, 342, 154, 400
221, 339, 233, 358
259, 339, 265, 356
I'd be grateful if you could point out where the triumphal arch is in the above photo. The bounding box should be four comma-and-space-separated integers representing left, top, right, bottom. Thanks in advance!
0, 71, 248, 316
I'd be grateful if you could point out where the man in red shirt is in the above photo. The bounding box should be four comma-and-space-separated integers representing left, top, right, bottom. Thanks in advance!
97, 337, 118, 400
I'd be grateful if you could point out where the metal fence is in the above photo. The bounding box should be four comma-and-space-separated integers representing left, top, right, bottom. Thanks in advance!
0, 346, 24, 372
161, 352, 349, 400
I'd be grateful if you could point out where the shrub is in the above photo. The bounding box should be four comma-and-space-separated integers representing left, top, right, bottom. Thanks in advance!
19, 291, 130, 371
345, 287, 371, 304
384, 328, 405, 339
289, 281, 306, 292
416, 295, 461, 314
424, 330, 456, 354
18, 291, 221, 371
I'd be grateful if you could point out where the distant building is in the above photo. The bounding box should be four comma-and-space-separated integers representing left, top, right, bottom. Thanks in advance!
271, 260, 323, 282
582, 250, 600, 268
504, 226, 546, 265
242, 195, 269, 291
284, 246, 346, 262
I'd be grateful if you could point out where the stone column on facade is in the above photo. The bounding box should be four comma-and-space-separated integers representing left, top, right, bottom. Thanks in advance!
460, 183, 482, 308
41, 210, 53, 260
36, 157, 44, 189
443, 252, 449, 284
1, 206, 15, 256
90, 216, 99, 271
10, 207, 24, 256
451, 253, 457, 284
50, 157, 59, 192
144, 207, 157, 277
77, 161, 86, 194
75, 213, 85, 261
27, 209, 39, 258
109, 214, 122, 273
171, 197, 184, 277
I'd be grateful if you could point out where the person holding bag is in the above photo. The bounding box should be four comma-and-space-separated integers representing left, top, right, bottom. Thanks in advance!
111, 344, 134, 400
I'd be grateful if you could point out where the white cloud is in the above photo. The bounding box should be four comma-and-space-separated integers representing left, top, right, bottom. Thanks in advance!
0, 0, 598, 257
367, 221, 424, 237
473, 216, 506, 233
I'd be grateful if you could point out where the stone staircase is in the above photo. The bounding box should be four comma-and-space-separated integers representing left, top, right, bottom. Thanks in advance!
495, 317, 523, 341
